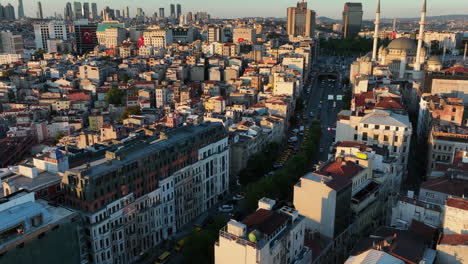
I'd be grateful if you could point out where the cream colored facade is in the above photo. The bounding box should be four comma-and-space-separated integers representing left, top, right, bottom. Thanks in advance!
97, 27, 127, 48
294, 173, 337, 238
437, 244, 468, 264
443, 199, 468, 235
142, 28, 173, 48
233, 27, 255, 44
215, 199, 311, 264
336, 110, 412, 166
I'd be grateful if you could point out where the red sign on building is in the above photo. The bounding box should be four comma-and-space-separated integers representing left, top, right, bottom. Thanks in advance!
81, 29, 94, 44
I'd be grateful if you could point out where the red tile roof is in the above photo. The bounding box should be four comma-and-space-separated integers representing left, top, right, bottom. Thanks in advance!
376, 97, 404, 110
439, 234, 468, 245
354, 92, 374, 108
242, 209, 288, 235
446, 197, 468, 211
442, 66, 468, 74
321, 159, 365, 179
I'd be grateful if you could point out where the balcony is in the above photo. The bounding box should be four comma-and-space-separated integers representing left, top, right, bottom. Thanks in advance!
351, 180, 380, 214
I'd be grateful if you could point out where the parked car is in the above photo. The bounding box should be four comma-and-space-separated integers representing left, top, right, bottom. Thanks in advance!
218, 204, 234, 212
233, 194, 245, 201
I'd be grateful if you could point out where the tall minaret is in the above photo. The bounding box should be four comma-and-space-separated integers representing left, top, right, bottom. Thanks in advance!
372, 0, 381, 62
414, 0, 427, 71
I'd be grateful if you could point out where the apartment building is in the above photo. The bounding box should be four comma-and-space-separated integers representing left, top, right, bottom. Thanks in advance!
0, 31, 24, 54
427, 125, 468, 176
0, 190, 85, 264
33, 21, 70, 51
61, 123, 229, 264
215, 198, 312, 264
97, 27, 127, 48
143, 28, 173, 48
233, 27, 255, 44
336, 109, 412, 166
417, 94, 464, 141
293, 169, 352, 239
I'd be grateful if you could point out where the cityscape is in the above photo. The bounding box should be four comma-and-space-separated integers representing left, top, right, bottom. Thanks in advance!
0, 0, 468, 264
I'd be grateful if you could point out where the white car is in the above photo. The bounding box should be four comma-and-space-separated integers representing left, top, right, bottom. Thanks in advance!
219, 205, 234, 212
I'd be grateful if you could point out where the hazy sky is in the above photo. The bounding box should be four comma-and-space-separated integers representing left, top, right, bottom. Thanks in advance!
3, 0, 467, 19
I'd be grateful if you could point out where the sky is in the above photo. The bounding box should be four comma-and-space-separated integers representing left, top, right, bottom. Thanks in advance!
2, 0, 467, 19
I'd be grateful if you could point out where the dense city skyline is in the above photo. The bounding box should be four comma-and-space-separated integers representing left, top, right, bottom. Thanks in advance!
0, 0, 467, 262
3, 0, 468, 19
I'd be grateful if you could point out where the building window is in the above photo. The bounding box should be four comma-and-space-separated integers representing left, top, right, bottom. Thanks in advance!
364, 124, 368, 128
374, 135, 379, 140
375, 125, 380, 129
385, 126, 390, 130
394, 136, 398, 142
362, 132, 368, 141
384, 135, 388, 142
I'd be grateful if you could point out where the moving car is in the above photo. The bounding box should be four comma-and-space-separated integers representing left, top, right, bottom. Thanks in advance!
155, 251, 171, 264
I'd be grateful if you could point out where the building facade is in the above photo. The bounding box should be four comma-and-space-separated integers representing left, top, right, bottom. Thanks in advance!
61, 123, 229, 264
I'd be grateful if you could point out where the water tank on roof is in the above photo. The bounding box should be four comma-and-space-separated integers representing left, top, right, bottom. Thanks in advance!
248, 230, 262, 243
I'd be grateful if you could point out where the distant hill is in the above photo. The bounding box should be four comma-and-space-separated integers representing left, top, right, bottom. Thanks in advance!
382, 14, 468, 21
318, 17, 338, 23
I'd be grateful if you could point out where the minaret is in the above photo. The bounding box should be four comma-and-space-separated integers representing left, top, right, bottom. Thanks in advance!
372, 0, 381, 62
414, 0, 427, 71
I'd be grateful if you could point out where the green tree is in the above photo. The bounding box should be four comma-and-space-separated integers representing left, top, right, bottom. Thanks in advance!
105, 86, 124, 105
121, 73, 129, 83
181, 216, 227, 264
120, 105, 141, 121
34, 48, 45, 60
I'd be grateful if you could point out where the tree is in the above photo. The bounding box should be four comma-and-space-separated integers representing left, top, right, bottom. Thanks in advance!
120, 106, 141, 121
181, 216, 227, 264
34, 48, 45, 60
105, 86, 124, 105
54, 131, 65, 144
121, 73, 129, 83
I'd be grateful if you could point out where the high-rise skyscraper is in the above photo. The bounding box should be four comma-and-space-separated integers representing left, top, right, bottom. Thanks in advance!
287, 1, 316, 38
176, 4, 181, 18
73, 2, 82, 20
64, 2, 73, 21
342, 2, 363, 38
0, 4, 5, 20
5, 3, 15, 20
17, 0, 24, 19
82, 3, 90, 19
159, 8, 165, 18
170, 4, 175, 18
37, 1, 43, 19
125, 6, 130, 18
91, 3, 98, 20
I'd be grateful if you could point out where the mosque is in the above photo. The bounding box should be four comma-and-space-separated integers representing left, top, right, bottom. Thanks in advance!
351, 0, 443, 82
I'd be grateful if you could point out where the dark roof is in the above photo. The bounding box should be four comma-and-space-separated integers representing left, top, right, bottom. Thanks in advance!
409, 220, 438, 242
336, 141, 368, 151
242, 209, 288, 236
351, 226, 434, 264
421, 176, 468, 198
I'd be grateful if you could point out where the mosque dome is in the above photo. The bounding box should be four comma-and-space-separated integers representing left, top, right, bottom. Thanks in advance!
387, 37, 418, 52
